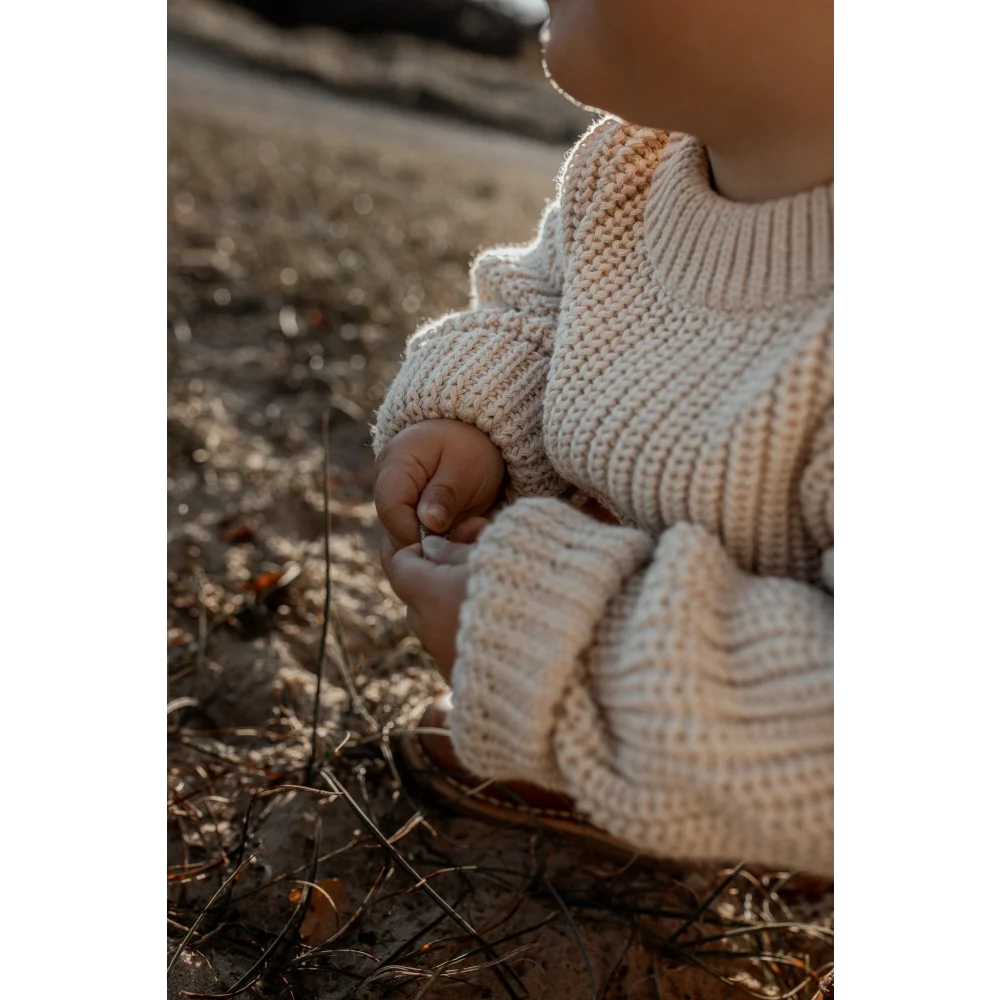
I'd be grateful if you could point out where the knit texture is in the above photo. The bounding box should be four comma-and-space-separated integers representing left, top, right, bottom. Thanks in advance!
375, 119, 834, 874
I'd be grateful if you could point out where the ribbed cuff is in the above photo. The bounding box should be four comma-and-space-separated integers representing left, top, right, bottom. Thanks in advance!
372, 321, 565, 498
549, 522, 834, 873
450, 497, 653, 788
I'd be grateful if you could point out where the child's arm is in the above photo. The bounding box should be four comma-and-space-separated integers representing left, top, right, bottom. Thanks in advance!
373, 198, 568, 501
449, 408, 834, 876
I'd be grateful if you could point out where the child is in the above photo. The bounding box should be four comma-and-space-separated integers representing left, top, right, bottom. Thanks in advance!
373, 0, 833, 877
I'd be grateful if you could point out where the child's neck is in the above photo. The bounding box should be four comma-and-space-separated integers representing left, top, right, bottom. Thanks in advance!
706, 129, 833, 203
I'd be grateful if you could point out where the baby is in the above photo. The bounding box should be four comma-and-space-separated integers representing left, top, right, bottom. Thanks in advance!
373, 0, 833, 877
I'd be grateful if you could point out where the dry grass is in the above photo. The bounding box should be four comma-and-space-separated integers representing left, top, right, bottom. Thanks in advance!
167, 41, 833, 1000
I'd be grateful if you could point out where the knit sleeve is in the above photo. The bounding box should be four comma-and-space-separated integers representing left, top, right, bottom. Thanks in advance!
450, 493, 834, 875
372, 200, 568, 498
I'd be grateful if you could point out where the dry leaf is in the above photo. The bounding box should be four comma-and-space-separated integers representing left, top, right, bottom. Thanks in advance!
243, 570, 282, 593
219, 523, 255, 544
241, 563, 301, 595
289, 878, 351, 947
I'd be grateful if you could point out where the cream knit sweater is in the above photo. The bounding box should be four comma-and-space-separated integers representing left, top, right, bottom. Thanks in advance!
374, 119, 834, 875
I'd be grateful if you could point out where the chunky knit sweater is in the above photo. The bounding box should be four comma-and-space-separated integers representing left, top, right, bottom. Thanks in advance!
374, 119, 834, 875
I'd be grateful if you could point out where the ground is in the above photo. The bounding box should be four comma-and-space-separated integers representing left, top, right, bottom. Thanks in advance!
167, 12, 833, 999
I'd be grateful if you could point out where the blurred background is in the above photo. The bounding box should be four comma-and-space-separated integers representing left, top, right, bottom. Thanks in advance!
167, 0, 590, 673
167, 0, 589, 743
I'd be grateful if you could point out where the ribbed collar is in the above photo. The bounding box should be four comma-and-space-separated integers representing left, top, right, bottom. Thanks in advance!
642, 134, 833, 310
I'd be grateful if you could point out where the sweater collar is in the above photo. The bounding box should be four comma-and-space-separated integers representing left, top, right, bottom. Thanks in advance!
642, 134, 833, 310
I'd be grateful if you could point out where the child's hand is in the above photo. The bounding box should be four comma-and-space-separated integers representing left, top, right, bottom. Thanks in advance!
380, 534, 472, 682
374, 419, 505, 552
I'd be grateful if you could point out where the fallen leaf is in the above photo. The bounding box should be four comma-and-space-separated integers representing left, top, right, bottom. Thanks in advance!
241, 571, 278, 593
241, 563, 301, 595
289, 878, 351, 947
219, 523, 256, 544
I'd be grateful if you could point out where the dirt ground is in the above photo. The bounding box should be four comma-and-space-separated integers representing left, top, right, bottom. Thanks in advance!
167, 22, 833, 1000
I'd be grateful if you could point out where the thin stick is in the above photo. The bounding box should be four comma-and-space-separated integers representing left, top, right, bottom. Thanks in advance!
315, 409, 379, 737
167, 843, 262, 977
665, 862, 747, 947
545, 897, 739, 926
373, 910, 452, 975
292, 863, 394, 967
679, 920, 833, 948
409, 953, 450, 1000
195, 570, 208, 676
219, 783, 332, 913
305, 410, 333, 783
679, 951, 819, 1000
176, 737, 282, 777
330, 620, 378, 734
191, 819, 322, 1000
599, 922, 637, 1000
353, 726, 451, 746
319, 768, 522, 1000
542, 874, 598, 1000
255, 816, 323, 991
425, 912, 559, 971
230, 839, 360, 907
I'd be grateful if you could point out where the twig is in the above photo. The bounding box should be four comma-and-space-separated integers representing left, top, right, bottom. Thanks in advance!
230, 839, 360, 907
292, 863, 395, 973
175, 736, 284, 777
547, 896, 739, 926
219, 783, 333, 913
411, 944, 535, 994
652, 952, 665, 1000
352, 726, 451, 746
305, 409, 333, 784
680, 920, 833, 948
599, 921, 637, 1000
678, 950, 821, 1000
275, 963, 366, 982
188, 818, 322, 999
330, 622, 378, 734
195, 569, 208, 676
393, 864, 519, 896
688, 950, 812, 963
437, 912, 559, 974
409, 954, 450, 1000
415, 775, 597, 996
752, 869, 799, 925
314, 409, 380, 738
339, 877, 451, 998
665, 863, 747, 946
345, 963, 481, 994
542, 874, 598, 1000
258, 815, 324, 992
167, 843, 262, 977
319, 768, 523, 1000
735, 868, 783, 970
